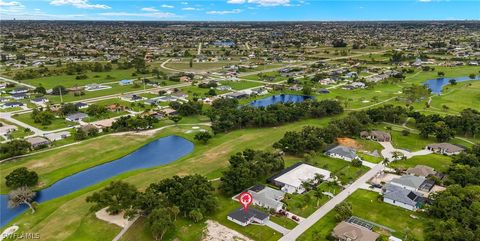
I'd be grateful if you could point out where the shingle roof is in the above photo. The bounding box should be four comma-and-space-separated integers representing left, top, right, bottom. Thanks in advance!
326, 145, 358, 159
227, 208, 268, 223
332, 221, 380, 241
383, 184, 424, 206
391, 175, 426, 189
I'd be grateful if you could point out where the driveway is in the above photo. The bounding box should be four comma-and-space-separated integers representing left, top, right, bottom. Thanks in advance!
379, 142, 432, 161
265, 220, 290, 235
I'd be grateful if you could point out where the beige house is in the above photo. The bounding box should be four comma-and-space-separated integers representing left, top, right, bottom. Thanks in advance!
332, 221, 380, 241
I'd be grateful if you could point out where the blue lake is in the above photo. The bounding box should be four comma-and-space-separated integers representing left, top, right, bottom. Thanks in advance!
249, 94, 313, 107
0, 135, 194, 227
424, 75, 480, 94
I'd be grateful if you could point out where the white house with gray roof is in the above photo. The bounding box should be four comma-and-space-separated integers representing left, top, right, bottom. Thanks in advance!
245, 185, 285, 211
389, 175, 426, 192
325, 145, 359, 162
383, 184, 425, 211
227, 208, 269, 227
426, 143, 465, 155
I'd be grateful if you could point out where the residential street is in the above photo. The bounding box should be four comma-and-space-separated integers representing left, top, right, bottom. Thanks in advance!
278, 163, 385, 241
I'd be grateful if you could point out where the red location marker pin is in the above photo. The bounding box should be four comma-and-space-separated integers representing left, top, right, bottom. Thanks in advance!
239, 192, 253, 212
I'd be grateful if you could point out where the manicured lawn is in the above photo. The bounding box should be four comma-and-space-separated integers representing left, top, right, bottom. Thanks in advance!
242, 71, 287, 82
46, 83, 155, 103
12, 112, 76, 131
305, 155, 369, 185
19, 69, 137, 88
298, 190, 426, 241
283, 182, 341, 218
390, 154, 452, 172
219, 80, 264, 90
270, 215, 298, 230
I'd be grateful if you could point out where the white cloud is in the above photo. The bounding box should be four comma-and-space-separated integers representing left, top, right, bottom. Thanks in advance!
141, 7, 158, 12
247, 0, 290, 6
182, 7, 201, 11
0, 0, 22, 7
99, 11, 177, 19
161, 4, 174, 8
181, 2, 188, 4
0, 0, 24, 13
50, 0, 110, 9
227, 0, 245, 4
207, 9, 241, 15
227, 0, 291, 6
418, 0, 432, 2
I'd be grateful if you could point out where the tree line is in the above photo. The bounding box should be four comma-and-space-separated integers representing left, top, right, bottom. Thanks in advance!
206, 98, 344, 134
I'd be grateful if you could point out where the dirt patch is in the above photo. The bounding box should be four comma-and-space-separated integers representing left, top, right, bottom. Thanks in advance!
201, 220, 253, 241
337, 137, 363, 150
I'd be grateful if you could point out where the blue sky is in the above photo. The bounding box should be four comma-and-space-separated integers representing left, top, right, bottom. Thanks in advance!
0, 0, 479, 21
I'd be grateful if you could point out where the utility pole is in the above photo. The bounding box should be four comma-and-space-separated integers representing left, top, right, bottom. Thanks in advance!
59, 87, 63, 104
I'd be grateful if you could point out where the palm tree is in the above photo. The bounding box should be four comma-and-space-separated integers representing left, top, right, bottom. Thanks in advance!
382, 158, 390, 166
313, 188, 324, 207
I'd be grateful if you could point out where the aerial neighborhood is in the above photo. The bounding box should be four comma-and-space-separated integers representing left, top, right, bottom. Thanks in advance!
0, 8, 479, 241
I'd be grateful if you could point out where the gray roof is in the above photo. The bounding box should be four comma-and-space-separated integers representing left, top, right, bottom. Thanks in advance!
406, 165, 436, 177
227, 208, 269, 223
66, 112, 88, 120
384, 184, 424, 207
26, 136, 51, 146
247, 185, 284, 210
326, 145, 358, 159
390, 175, 426, 189
427, 143, 465, 153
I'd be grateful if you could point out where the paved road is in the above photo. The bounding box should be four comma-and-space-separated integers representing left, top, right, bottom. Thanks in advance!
0, 112, 45, 136
278, 163, 385, 241
0, 76, 36, 89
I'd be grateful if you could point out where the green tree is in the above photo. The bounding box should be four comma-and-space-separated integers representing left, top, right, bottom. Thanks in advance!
334, 202, 352, 221
194, 132, 212, 144
5, 167, 38, 189
169, 115, 182, 124
188, 209, 203, 223
86, 181, 139, 217
147, 206, 178, 241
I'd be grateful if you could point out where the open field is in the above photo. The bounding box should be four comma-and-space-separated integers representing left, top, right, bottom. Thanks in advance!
12, 112, 76, 131
298, 189, 427, 241
390, 154, 452, 172
219, 80, 264, 90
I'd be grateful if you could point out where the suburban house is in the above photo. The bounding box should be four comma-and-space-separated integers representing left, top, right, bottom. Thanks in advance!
0, 124, 17, 136
269, 162, 331, 194
118, 79, 133, 85
360, 130, 391, 142
44, 131, 71, 141
9, 87, 29, 94
11, 93, 27, 100
216, 85, 232, 91
383, 183, 425, 211
332, 221, 380, 241
389, 175, 426, 192
426, 143, 465, 155
66, 112, 88, 122
244, 185, 285, 211
325, 145, 359, 162
226, 91, 249, 99
120, 94, 144, 102
74, 102, 89, 109
406, 165, 436, 178
1, 102, 24, 109
227, 208, 269, 227
26, 136, 51, 149
31, 97, 49, 106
